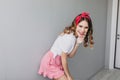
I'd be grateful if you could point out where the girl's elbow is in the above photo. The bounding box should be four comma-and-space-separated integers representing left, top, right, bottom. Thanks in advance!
68, 54, 74, 58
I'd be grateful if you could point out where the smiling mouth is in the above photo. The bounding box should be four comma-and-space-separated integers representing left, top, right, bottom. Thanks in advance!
80, 33, 85, 35
77, 31, 86, 37
79, 32, 85, 36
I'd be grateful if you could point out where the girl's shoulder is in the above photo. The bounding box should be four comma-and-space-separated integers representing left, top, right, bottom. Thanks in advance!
59, 32, 76, 40
59, 32, 64, 36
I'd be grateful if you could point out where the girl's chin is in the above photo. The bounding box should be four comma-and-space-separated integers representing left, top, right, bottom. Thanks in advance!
78, 35, 85, 38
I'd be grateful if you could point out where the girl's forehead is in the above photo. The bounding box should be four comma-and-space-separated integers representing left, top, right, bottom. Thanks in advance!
79, 20, 88, 25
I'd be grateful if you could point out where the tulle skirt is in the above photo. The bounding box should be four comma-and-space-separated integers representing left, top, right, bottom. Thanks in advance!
38, 51, 64, 79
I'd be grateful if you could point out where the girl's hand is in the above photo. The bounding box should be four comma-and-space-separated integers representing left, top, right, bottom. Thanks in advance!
67, 75, 73, 80
76, 37, 84, 44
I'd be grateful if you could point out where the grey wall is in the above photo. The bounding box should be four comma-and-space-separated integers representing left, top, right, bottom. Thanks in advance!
0, 0, 107, 80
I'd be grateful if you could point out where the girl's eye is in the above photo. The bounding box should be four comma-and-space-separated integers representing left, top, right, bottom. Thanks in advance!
85, 27, 88, 29
79, 25, 82, 28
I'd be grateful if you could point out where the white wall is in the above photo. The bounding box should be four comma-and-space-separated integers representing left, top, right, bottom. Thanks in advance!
0, 0, 107, 80
105, 0, 118, 69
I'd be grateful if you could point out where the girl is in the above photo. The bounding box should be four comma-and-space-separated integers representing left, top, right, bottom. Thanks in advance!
38, 12, 94, 80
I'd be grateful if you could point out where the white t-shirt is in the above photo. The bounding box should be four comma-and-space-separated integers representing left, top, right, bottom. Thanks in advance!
50, 33, 76, 58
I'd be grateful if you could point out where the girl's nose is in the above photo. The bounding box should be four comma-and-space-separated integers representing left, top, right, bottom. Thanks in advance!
81, 28, 85, 33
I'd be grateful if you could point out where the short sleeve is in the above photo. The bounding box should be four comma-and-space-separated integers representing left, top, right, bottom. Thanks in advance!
59, 35, 73, 53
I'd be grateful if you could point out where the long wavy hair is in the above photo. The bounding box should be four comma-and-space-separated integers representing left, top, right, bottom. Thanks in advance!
63, 13, 94, 48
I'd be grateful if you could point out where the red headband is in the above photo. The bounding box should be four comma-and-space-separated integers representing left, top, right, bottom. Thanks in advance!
75, 12, 90, 25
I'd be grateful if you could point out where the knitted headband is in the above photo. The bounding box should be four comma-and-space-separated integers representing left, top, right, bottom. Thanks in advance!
75, 12, 90, 25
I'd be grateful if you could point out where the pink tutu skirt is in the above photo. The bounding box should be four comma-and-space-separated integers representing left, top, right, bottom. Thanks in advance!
38, 51, 64, 79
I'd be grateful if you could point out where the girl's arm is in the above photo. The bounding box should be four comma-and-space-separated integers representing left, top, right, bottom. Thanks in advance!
68, 37, 83, 58
67, 42, 80, 58
61, 52, 73, 79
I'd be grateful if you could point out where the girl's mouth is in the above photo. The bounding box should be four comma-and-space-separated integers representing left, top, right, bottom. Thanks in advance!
79, 32, 86, 38
77, 31, 86, 38
80, 33, 85, 35
79, 32, 85, 36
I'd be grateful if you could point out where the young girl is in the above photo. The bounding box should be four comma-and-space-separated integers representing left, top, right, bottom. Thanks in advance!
38, 12, 94, 80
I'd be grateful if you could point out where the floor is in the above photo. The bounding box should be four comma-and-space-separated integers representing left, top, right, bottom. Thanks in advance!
90, 69, 120, 80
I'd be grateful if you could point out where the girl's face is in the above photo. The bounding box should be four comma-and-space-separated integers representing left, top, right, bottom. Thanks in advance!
76, 20, 89, 38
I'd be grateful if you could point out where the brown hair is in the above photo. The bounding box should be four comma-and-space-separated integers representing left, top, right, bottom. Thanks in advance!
63, 14, 94, 48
